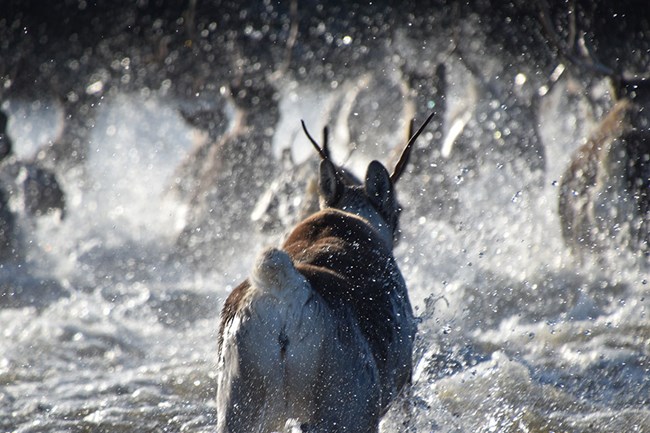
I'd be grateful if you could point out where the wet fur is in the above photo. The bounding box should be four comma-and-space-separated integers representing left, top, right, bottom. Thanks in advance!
216, 161, 416, 433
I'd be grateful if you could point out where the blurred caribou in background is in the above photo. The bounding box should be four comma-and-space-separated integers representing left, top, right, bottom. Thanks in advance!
539, 1, 650, 262
0, 108, 66, 260
2, 0, 649, 270
559, 80, 649, 260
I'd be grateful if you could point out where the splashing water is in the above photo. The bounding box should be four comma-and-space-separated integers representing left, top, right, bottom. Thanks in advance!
1, 5, 649, 431
1, 75, 647, 433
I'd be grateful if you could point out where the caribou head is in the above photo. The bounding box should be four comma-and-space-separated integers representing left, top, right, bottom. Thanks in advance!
301, 111, 435, 246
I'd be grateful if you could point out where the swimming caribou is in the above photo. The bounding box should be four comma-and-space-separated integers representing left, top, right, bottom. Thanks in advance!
216, 112, 434, 433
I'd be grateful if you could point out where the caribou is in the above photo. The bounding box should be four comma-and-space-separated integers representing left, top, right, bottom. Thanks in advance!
539, 2, 650, 260
215, 112, 434, 433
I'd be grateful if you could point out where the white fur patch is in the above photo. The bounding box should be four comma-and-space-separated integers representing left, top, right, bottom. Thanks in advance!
222, 247, 330, 429
250, 248, 303, 297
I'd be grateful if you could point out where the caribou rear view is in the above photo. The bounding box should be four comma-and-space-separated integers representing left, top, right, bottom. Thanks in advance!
216, 113, 434, 433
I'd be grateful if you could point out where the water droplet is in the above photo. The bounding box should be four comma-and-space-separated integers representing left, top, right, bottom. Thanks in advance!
515, 73, 527, 86
86, 80, 104, 95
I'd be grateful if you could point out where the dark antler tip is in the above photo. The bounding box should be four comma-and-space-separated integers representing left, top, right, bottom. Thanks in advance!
390, 110, 436, 183
323, 126, 330, 156
301, 119, 328, 161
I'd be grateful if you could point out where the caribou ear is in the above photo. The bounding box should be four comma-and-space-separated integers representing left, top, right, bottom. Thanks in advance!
365, 160, 394, 212
319, 159, 343, 207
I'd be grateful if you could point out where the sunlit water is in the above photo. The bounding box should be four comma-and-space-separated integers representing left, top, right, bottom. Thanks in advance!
1, 78, 648, 433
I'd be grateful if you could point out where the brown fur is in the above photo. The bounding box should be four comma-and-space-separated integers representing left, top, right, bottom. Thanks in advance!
218, 207, 410, 408
217, 278, 251, 351
284, 209, 409, 401
558, 97, 650, 257
219, 209, 411, 426
216, 116, 426, 432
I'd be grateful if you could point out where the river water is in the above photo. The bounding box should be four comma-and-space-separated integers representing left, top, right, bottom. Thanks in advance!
1, 75, 648, 432
1, 4, 649, 432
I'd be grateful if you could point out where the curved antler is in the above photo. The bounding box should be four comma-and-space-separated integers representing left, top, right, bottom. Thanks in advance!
390, 111, 436, 183
301, 120, 330, 161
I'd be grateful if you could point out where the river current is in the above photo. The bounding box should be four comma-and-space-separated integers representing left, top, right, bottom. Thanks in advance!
1, 3, 649, 431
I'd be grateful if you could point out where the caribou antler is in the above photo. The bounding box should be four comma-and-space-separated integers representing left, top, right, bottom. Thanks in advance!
301, 120, 329, 161
538, 0, 616, 78
390, 110, 436, 183
302, 112, 435, 184
538, 1, 650, 104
